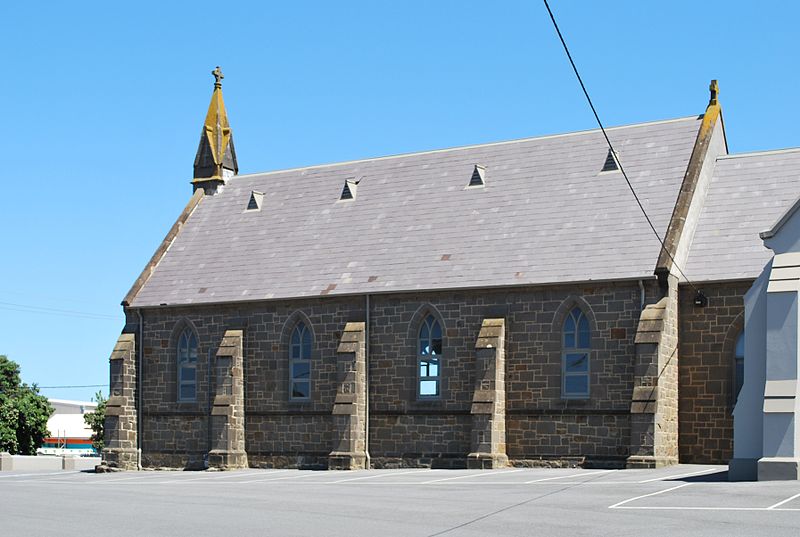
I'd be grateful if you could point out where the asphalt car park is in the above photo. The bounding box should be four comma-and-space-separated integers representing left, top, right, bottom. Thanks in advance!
1, 465, 799, 536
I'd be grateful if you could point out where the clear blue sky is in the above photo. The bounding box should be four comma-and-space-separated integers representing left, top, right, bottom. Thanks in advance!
2, 1, 798, 402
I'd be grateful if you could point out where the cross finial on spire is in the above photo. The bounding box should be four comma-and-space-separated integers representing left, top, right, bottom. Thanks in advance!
709, 79, 719, 106
212, 66, 224, 89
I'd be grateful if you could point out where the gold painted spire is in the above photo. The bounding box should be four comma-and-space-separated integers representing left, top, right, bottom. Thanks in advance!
192, 66, 238, 189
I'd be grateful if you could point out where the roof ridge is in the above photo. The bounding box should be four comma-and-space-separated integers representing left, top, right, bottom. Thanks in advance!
231, 115, 701, 180
48, 399, 98, 405
718, 147, 800, 160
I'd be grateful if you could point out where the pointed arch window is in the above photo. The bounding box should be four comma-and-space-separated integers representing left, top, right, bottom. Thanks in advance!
562, 307, 590, 399
734, 331, 745, 403
418, 315, 442, 398
177, 328, 199, 402
290, 321, 313, 400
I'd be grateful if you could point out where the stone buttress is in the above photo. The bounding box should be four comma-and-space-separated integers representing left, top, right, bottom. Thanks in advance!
101, 333, 139, 470
208, 329, 248, 469
467, 318, 508, 469
628, 278, 680, 468
329, 322, 368, 469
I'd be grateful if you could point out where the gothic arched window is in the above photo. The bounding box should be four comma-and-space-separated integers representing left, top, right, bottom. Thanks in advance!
177, 328, 198, 402
562, 307, 590, 399
418, 314, 442, 398
290, 321, 313, 400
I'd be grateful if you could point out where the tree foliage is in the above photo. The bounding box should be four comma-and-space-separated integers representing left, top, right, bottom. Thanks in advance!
84, 391, 106, 452
0, 355, 54, 455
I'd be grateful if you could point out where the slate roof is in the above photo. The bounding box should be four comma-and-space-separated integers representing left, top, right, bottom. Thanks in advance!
131, 116, 704, 307
685, 148, 800, 282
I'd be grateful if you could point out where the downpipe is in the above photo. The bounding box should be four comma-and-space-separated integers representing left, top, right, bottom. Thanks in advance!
365, 294, 371, 469
136, 309, 143, 471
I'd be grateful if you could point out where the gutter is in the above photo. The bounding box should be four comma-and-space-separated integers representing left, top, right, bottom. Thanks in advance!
130, 275, 660, 311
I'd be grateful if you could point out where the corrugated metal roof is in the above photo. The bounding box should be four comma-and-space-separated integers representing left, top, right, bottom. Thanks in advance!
685, 148, 800, 282
131, 116, 703, 307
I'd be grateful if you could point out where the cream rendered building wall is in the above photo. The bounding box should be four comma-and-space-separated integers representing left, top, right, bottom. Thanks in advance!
732, 200, 800, 480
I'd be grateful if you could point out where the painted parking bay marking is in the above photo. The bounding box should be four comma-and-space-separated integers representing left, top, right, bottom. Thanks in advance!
421, 469, 527, 484
608, 483, 691, 509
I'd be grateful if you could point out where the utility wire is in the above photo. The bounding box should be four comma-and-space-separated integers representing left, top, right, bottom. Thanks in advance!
39, 384, 106, 389
0, 300, 119, 321
542, 0, 698, 292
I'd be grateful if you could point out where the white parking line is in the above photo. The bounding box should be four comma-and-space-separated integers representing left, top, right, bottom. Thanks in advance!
608, 482, 690, 509
524, 470, 612, 484
328, 469, 434, 484
0, 471, 80, 479
91, 474, 167, 484
421, 469, 526, 484
609, 506, 800, 511
349, 481, 636, 486
176, 470, 285, 482
637, 467, 722, 483
153, 470, 288, 484
238, 472, 322, 484
768, 492, 800, 510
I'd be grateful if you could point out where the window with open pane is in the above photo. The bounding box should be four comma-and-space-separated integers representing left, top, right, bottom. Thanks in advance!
418, 315, 442, 398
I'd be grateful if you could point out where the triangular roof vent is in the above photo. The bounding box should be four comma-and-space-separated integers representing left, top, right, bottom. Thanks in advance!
600, 149, 620, 173
468, 164, 486, 187
246, 190, 264, 211
340, 178, 360, 201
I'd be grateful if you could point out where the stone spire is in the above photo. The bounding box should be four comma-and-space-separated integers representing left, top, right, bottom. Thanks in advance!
192, 66, 238, 194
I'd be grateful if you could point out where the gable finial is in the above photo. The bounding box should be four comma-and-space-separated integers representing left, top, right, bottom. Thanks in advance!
212, 66, 224, 89
709, 79, 719, 106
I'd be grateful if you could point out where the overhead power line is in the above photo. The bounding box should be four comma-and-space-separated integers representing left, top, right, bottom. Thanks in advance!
39, 384, 107, 389
0, 300, 119, 321
542, 0, 698, 292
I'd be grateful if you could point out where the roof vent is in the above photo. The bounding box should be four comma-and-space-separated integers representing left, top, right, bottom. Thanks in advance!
340, 178, 360, 201
468, 164, 486, 187
246, 190, 264, 211
600, 149, 620, 173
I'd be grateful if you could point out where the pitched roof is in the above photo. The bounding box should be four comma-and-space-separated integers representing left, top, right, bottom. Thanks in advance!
130, 116, 703, 307
685, 148, 800, 282
759, 194, 800, 240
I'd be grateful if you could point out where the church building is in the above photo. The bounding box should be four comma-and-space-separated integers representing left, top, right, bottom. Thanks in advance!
101, 68, 800, 472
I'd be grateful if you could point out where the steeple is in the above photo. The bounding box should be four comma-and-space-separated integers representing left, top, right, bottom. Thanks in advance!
192, 66, 238, 194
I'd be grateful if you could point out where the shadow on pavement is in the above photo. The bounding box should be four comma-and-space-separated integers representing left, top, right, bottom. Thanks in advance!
667, 470, 728, 483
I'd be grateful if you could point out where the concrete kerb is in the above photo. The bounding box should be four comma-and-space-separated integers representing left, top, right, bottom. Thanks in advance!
0, 452, 100, 472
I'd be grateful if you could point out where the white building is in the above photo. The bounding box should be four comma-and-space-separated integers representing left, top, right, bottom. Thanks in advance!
732, 192, 800, 481
38, 399, 98, 456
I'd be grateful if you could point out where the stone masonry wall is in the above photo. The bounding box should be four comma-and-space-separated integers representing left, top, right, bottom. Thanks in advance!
678, 281, 749, 464
133, 280, 657, 469
137, 297, 362, 469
